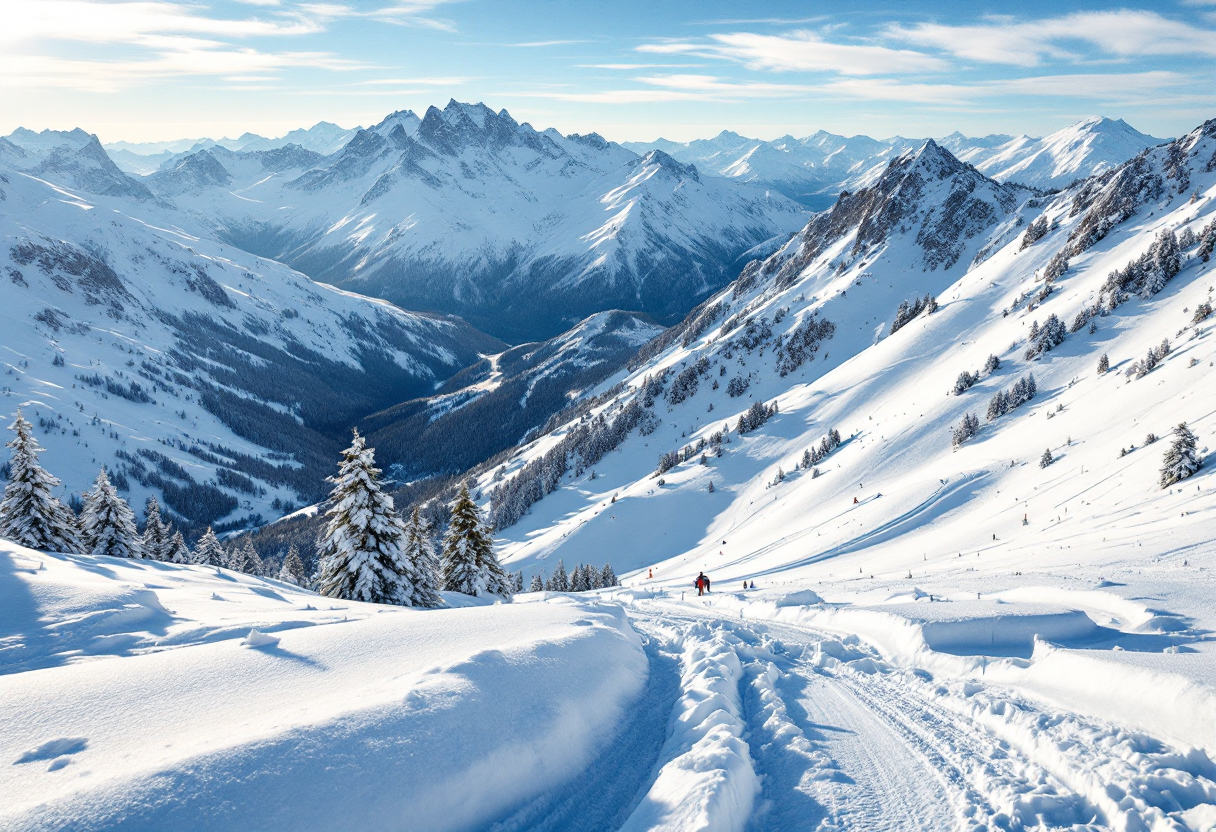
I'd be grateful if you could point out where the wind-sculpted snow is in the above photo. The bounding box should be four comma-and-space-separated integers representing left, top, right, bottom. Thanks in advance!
0, 543, 648, 831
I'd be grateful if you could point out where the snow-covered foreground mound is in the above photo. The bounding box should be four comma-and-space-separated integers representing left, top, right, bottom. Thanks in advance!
0, 542, 646, 831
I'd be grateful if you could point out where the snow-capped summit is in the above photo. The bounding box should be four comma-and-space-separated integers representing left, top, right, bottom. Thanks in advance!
2, 128, 152, 200
958, 116, 1166, 190
767, 139, 1027, 285
142, 101, 807, 342
627, 117, 1162, 208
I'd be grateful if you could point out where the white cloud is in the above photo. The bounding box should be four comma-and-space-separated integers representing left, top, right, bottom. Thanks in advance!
889, 11, 1216, 66
639, 30, 948, 76
0, 0, 453, 89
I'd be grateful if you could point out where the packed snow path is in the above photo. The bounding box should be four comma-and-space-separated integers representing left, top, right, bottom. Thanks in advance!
600, 593, 1216, 832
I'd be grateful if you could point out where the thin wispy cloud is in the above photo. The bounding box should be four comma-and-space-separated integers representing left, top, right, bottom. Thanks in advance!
639, 30, 948, 76
888, 11, 1216, 67
1, 0, 449, 90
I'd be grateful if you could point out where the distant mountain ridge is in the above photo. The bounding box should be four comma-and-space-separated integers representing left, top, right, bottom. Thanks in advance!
624, 116, 1165, 208
125, 100, 808, 342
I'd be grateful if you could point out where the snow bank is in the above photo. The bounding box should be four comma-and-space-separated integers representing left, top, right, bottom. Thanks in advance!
1, 546, 649, 831
619, 620, 760, 832
694, 588, 1216, 755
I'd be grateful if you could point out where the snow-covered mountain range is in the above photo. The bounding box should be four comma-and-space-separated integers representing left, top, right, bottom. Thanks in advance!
102, 122, 361, 176
627, 116, 1164, 208
119, 101, 807, 342
0, 141, 504, 529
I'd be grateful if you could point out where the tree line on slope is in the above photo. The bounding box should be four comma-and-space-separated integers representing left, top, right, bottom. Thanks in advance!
0, 412, 522, 608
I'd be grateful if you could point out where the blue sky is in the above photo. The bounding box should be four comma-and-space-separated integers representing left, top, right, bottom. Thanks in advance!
3, 0, 1215, 143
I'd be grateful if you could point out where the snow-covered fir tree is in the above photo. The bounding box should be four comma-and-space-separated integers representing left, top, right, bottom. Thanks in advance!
80, 467, 142, 559
166, 531, 191, 564
403, 506, 443, 608
278, 543, 307, 585
1160, 423, 1202, 488
1098, 353, 1110, 374
317, 430, 415, 605
0, 411, 82, 553
529, 573, 544, 593
441, 483, 511, 597
600, 563, 618, 588
192, 527, 225, 567
236, 537, 264, 575
141, 497, 170, 561
511, 571, 525, 594
546, 559, 569, 592
570, 564, 590, 592
1040, 448, 1054, 469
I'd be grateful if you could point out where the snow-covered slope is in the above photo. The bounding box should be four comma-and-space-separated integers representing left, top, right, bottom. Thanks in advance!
362, 309, 664, 479
446, 120, 1216, 763
628, 117, 1163, 209
0, 144, 502, 530
626, 130, 919, 210
956, 117, 1166, 190
147, 100, 807, 342
0, 541, 646, 831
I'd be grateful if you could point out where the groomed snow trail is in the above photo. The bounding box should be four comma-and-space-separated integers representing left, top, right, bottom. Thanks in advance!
604, 595, 1216, 832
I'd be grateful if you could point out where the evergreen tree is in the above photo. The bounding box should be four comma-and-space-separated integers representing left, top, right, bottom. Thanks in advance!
511, 570, 525, 594
403, 506, 443, 608
1098, 353, 1109, 374
167, 531, 191, 564
317, 430, 413, 605
571, 564, 591, 592
529, 572, 544, 593
1160, 423, 1202, 488
0, 410, 82, 553
278, 544, 307, 585
80, 467, 141, 559
141, 496, 170, 561
442, 483, 511, 597
546, 559, 569, 592
236, 537, 264, 575
192, 527, 225, 566
1040, 448, 1054, 469
600, 563, 618, 588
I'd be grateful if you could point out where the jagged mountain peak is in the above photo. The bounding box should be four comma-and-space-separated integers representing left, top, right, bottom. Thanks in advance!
764, 141, 1026, 288
635, 148, 700, 182
2, 127, 152, 201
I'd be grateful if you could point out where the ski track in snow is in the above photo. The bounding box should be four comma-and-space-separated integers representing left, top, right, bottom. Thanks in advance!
594, 597, 1216, 832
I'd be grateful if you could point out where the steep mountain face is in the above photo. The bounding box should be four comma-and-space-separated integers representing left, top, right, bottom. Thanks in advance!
955, 117, 1166, 190
0, 152, 502, 530
1, 129, 152, 201
436, 117, 1216, 596
626, 117, 1162, 209
144, 100, 807, 342
360, 309, 664, 480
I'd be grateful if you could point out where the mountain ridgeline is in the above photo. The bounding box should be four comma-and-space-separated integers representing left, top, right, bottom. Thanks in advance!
130, 100, 808, 343
0, 106, 1191, 544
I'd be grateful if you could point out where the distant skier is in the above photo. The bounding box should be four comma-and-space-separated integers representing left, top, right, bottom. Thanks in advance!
853, 496, 859, 504
749, 580, 755, 589
648, 567, 653, 579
